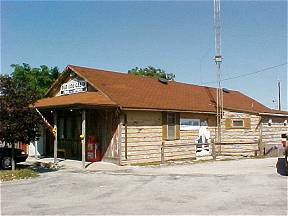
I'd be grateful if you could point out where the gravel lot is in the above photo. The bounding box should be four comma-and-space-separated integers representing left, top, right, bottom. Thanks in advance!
1, 157, 287, 215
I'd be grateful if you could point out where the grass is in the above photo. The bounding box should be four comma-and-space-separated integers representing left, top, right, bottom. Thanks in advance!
0, 168, 39, 182
217, 157, 235, 161
130, 155, 263, 166
131, 157, 237, 166
131, 161, 161, 166
192, 159, 214, 164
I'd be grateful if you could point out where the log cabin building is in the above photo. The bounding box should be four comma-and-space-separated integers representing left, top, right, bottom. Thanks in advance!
33, 65, 288, 165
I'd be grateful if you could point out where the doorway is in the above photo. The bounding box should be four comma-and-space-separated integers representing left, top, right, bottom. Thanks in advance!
57, 110, 82, 159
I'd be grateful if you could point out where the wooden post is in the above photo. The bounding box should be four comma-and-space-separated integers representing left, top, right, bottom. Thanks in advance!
81, 110, 86, 169
11, 142, 15, 170
53, 111, 58, 164
124, 114, 128, 160
161, 141, 165, 164
259, 122, 264, 156
212, 142, 216, 160
118, 115, 123, 165
35, 140, 38, 159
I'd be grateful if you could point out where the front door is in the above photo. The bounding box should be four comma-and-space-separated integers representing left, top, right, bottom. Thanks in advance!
58, 111, 82, 159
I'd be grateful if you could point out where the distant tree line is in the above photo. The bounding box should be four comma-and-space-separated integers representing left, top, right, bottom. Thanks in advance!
11, 63, 60, 99
128, 66, 175, 81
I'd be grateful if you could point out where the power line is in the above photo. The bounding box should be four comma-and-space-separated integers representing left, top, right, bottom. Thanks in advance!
203, 62, 287, 85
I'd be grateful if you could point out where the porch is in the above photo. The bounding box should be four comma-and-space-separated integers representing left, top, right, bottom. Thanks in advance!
35, 92, 120, 168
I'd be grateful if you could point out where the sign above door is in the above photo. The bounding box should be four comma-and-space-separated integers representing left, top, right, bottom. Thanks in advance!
60, 78, 87, 95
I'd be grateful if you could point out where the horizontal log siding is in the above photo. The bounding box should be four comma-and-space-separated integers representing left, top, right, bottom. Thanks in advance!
215, 143, 258, 156
261, 117, 288, 147
163, 145, 196, 161
219, 111, 260, 156
121, 111, 216, 164
162, 113, 217, 161
119, 110, 287, 164
120, 111, 162, 165
162, 128, 196, 160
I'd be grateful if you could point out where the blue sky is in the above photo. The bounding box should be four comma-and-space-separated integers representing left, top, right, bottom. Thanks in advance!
1, 0, 287, 110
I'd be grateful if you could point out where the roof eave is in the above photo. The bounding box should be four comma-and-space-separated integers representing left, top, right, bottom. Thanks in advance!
121, 107, 216, 114
36, 103, 119, 110
259, 112, 288, 117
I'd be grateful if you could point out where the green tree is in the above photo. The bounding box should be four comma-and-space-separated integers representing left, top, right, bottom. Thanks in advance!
128, 66, 175, 81
0, 75, 42, 170
11, 63, 60, 99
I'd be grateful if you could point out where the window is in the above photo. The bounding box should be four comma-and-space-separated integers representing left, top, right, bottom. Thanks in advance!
232, 119, 244, 128
226, 118, 251, 129
167, 113, 176, 140
180, 119, 200, 130
162, 112, 180, 140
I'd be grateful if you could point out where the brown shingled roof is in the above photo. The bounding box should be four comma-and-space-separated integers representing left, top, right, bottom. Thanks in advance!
35, 92, 117, 109
62, 65, 273, 114
41, 64, 284, 115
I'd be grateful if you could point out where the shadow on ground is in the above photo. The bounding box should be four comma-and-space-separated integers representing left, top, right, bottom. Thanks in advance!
17, 163, 58, 174
276, 158, 287, 176
85, 162, 94, 168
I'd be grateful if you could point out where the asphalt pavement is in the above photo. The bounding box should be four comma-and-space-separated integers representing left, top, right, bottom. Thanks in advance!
1, 157, 287, 215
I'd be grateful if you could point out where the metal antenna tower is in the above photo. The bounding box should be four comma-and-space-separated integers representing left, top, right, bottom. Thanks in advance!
278, 80, 281, 110
214, 0, 223, 143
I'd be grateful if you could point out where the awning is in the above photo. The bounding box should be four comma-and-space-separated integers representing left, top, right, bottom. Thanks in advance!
35, 92, 118, 109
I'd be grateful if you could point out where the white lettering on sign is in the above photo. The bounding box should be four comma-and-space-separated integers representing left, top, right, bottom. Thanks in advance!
60, 78, 87, 95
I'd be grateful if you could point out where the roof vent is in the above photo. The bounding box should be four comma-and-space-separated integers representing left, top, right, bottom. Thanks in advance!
223, 88, 230, 93
158, 77, 168, 84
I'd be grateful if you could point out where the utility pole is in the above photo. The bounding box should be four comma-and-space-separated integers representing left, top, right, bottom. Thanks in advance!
214, 0, 223, 143
278, 80, 281, 110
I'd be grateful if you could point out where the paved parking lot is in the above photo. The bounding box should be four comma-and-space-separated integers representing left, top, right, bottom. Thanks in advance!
1, 157, 287, 215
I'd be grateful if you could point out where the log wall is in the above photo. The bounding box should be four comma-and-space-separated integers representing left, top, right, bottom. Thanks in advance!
215, 143, 259, 157
216, 110, 260, 156
221, 111, 260, 142
120, 111, 216, 164
261, 116, 288, 155
120, 111, 162, 165
119, 110, 288, 164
